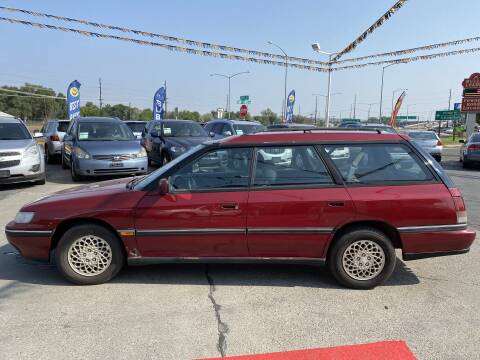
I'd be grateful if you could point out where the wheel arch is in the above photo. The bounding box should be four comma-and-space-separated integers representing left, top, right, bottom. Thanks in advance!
51, 218, 126, 256
326, 220, 402, 260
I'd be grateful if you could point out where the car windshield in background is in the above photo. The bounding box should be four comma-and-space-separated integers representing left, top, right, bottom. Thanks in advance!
57, 121, 70, 132
233, 124, 266, 135
0, 122, 31, 140
162, 122, 207, 137
408, 132, 438, 140
127, 123, 146, 133
77, 122, 135, 141
364, 125, 396, 134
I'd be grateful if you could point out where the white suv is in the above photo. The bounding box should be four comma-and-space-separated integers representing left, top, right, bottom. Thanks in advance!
0, 117, 45, 185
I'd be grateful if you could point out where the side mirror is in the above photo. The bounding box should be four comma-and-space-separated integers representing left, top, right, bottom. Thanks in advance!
158, 178, 170, 195
33, 132, 43, 138
459, 139, 465, 144
209, 131, 215, 138
151, 130, 160, 138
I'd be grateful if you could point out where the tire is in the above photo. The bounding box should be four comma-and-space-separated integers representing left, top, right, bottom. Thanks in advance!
55, 224, 125, 285
328, 227, 396, 289
45, 145, 54, 164
35, 176, 46, 185
462, 160, 470, 169
61, 152, 68, 169
70, 157, 82, 181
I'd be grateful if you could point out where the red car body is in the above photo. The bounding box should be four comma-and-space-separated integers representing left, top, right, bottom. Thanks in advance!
5, 131, 475, 267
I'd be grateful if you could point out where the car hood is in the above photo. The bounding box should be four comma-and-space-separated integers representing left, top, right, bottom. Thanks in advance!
76, 140, 141, 155
166, 137, 210, 148
0, 139, 34, 152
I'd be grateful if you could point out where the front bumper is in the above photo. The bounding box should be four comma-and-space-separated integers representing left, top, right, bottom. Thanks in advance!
5, 224, 53, 261
0, 153, 45, 185
75, 157, 148, 177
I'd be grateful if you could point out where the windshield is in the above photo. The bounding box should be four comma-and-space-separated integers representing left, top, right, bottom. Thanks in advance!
133, 144, 205, 190
57, 121, 70, 132
127, 122, 146, 133
162, 121, 207, 137
0, 122, 31, 140
77, 122, 135, 141
409, 131, 437, 140
233, 124, 266, 135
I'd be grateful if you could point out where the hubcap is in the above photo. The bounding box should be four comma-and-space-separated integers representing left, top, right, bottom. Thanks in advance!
342, 240, 385, 281
67, 235, 112, 276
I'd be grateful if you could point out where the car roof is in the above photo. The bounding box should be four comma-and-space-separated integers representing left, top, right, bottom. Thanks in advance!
76, 117, 121, 123
363, 123, 392, 127
157, 119, 198, 124
0, 117, 23, 124
207, 119, 262, 125
124, 120, 146, 123
218, 129, 403, 146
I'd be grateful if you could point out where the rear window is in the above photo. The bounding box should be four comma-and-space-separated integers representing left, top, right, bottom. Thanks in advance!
323, 143, 434, 184
408, 132, 438, 140
233, 124, 266, 135
57, 121, 70, 132
471, 134, 480, 142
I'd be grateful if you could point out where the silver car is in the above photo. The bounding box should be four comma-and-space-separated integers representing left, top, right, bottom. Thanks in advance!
62, 117, 148, 181
38, 119, 70, 164
460, 132, 480, 168
407, 130, 443, 162
0, 117, 45, 185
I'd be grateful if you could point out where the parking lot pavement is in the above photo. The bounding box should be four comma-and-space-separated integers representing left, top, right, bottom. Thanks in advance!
0, 148, 479, 359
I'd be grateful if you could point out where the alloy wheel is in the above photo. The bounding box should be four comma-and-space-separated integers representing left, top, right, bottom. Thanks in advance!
67, 235, 113, 276
341, 240, 386, 281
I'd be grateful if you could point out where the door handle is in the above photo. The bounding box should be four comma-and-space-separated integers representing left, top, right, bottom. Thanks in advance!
328, 201, 345, 207
220, 203, 239, 210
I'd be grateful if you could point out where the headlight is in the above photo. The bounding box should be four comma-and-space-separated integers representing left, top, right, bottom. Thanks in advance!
75, 147, 91, 159
171, 145, 186, 153
23, 143, 40, 159
136, 147, 147, 158
14, 212, 35, 224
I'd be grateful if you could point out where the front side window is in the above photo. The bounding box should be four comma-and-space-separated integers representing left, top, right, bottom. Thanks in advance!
254, 146, 333, 187
162, 121, 207, 137
170, 148, 252, 191
324, 143, 434, 184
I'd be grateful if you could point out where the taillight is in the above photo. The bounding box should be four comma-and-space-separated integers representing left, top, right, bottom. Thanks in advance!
468, 144, 480, 152
437, 139, 443, 146
49, 135, 60, 141
449, 188, 467, 224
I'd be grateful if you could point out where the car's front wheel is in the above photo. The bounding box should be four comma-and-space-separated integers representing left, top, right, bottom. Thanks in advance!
55, 224, 125, 285
328, 227, 396, 289
70, 157, 82, 181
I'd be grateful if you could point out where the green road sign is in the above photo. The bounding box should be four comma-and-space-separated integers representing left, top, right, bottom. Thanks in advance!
240, 95, 249, 101
237, 99, 252, 105
435, 110, 461, 121
397, 116, 417, 120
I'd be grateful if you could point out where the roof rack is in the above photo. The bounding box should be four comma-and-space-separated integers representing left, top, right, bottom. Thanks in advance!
264, 127, 382, 134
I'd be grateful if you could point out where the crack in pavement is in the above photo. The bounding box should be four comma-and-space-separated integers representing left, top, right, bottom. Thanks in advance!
205, 265, 229, 358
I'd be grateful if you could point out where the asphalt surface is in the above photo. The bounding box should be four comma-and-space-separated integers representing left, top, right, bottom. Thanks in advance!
0, 147, 479, 359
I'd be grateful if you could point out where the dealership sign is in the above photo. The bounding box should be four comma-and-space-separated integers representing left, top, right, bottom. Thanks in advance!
461, 73, 480, 113
67, 80, 81, 120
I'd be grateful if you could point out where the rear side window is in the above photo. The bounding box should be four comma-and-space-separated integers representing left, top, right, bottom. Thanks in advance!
254, 146, 333, 186
323, 143, 434, 184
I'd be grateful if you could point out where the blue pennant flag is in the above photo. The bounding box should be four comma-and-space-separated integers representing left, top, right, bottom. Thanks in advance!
153, 87, 166, 120
285, 89, 295, 123
67, 80, 81, 120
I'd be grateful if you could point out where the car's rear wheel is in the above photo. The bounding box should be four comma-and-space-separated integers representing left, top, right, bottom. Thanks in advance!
328, 227, 396, 289
55, 224, 125, 285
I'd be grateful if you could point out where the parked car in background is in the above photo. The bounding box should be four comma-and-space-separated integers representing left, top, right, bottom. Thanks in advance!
361, 123, 397, 133
142, 119, 210, 166
6, 129, 475, 288
124, 120, 147, 140
460, 132, 480, 168
62, 117, 148, 181
0, 117, 45, 185
204, 119, 266, 139
339, 122, 363, 128
267, 123, 317, 130
37, 119, 70, 164
407, 130, 443, 162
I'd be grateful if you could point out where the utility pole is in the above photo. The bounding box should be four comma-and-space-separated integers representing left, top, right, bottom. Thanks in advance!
98, 78, 103, 110
164, 80, 168, 115
314, 95, 318, 125
448, 88, 452, 109
128, 102, 131, 120
353, 94, 357, 119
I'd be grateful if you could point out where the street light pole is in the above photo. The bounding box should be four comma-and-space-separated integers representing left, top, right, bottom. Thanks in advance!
268, 41, 288, 122
210, 71, 249, 119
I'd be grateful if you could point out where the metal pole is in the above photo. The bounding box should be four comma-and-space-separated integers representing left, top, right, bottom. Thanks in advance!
353, 94, 357, 119
325, 54, 332, 127
314, 95, 318, 126
284, 55, 288, 122
379, 67, 385, 121
228, 77, 231, 119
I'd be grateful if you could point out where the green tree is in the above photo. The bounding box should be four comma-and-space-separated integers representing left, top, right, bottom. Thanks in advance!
254, 108, 278, 125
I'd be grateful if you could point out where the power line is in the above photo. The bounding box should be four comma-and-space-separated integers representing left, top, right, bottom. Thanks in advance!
0, 87, 65, 99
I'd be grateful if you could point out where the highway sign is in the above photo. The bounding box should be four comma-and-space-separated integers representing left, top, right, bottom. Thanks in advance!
435, 110, 461, 121
397, 116, 417, 120
238, 95, 251, 105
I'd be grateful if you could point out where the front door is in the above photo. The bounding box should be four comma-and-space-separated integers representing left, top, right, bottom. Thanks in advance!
135, 147, 253, 257
247, 145, 354, 258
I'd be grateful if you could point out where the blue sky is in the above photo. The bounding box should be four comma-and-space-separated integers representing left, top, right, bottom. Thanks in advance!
0, 0, 479, 120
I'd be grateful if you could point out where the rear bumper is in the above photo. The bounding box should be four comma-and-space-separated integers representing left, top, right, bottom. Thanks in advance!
5, 225, 53, 261
400, 226, 476, 261
464, 153, 480, 162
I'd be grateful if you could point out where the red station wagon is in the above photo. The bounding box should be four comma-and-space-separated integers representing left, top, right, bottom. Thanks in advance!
5, 129, 476, 289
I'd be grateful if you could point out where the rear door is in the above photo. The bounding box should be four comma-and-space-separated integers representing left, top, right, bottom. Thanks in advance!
135, 147, 252, 257
322, 142, 456, 228
246, 145, 355, 258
